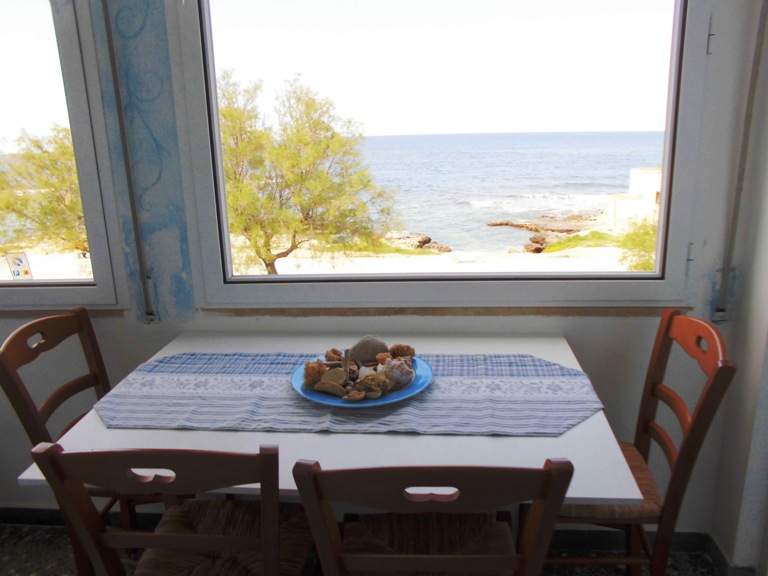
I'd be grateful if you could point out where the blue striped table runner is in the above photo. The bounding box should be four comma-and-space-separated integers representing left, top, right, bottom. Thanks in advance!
94, 352, 603, 437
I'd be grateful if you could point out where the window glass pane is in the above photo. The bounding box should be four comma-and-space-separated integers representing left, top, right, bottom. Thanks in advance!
206, 0, 675, 279
0, 0, 93, 282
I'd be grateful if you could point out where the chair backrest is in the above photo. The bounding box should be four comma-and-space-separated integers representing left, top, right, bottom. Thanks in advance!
633, 308, 736, 528
32, 442, 281, 576
293, 459, 573, 576
0, 307, 110, 445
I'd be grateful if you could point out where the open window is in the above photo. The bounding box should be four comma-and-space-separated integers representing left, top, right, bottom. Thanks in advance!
169, 0, 707, 308
0, 1, 119, 308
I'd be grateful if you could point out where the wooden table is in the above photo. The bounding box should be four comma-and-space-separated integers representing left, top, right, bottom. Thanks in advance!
19, 332, 642, 506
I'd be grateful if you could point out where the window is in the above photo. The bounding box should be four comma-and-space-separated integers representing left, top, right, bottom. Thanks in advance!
168, 0, 711, 308
0, 1, 119, 307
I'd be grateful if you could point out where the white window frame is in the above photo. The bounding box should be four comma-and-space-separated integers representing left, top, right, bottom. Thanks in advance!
168, 0, 724, 309
1, 1, 122, 309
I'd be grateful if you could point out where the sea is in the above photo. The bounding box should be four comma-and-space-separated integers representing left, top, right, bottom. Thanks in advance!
361, 131, 664, 253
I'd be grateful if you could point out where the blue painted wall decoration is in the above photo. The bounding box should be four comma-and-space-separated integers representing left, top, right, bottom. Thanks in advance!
101, 0, 195, 321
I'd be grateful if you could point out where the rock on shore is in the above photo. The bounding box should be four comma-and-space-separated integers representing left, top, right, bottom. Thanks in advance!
384, 231, 452, 253
488, 212, 603, 253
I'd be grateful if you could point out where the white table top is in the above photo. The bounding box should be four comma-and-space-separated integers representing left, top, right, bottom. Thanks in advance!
19, 332, 642, 505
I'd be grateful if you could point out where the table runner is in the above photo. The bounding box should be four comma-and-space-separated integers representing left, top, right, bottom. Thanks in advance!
94, 352, 603, 437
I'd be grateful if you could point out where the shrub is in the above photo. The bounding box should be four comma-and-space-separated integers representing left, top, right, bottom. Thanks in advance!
618, 218, 658, 271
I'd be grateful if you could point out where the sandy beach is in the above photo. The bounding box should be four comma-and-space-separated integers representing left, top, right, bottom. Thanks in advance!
1, 250, 93, 281
2, 244, 627, 281
256, 211, 630, 276
4, 207, 629, 281
266, 245, 627, 275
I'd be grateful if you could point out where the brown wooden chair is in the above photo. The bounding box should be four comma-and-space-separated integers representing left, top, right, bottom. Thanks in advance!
0, 307, 111, 446
32, 442, 314, 576
1, 307, 144, 574
548, 308, 737, 575
293, 458, 573, 576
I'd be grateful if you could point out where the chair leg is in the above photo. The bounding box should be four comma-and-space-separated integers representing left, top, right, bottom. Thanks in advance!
119, 497, 137, 529
516, 503, 529, 550
64, 515, 94, 576
626, 525, 643, 576
649, 526, 673, 576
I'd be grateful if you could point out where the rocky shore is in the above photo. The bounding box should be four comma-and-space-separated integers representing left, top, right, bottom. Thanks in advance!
382, 211, 603, 255
488, 212, 603, 253
383, 231, 452, 253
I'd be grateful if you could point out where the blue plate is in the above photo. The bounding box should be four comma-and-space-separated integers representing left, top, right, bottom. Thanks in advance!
292, 356, 433, 408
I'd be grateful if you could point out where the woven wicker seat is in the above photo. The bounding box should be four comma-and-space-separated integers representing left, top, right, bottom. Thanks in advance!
133, 500, 311, 576
294, 459, 572, 576
559, 441, 662, 521
33, 443, 314, 576
342, 512, 516, 559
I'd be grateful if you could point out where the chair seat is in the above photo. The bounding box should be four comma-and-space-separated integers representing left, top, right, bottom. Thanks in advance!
559, 441, 662, 521
134, 500, 313, 576
343, 512, 516, 556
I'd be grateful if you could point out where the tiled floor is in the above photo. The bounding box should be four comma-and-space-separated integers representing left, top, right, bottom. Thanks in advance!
1, 524, 78, 576
541, 551, 720, 576
0, 523, 721, 576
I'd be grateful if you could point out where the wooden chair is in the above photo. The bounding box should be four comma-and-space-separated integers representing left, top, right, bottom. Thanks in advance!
32, 442, 314, 576
0, 307, 160, 574
549, 308, 737, 575
293, 458, 573, 576
0, 307, 111, 446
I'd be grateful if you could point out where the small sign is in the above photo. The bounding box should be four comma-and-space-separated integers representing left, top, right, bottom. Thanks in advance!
6, 252, 33, 280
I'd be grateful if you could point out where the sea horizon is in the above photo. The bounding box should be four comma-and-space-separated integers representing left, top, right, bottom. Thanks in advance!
363, 129, 664, 138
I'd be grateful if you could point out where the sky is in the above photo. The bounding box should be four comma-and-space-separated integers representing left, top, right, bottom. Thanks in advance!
0, 1, 69, 152
0, 0, 675, 150
209, 0, 676, 136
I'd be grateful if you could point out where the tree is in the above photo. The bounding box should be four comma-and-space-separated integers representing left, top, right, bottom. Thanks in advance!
0, 159, 9, 190
0, 157, 13, 246
218, 73, 396, 274
0, 126, 89, 254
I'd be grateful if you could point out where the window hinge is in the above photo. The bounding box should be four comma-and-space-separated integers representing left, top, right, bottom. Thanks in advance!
685, 242, 694, 277
707, 15, 715, 55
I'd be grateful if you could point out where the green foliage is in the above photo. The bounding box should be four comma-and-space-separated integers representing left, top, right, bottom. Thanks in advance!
0, 126, 88, 254
542, 219, 658, 272
543, 231, 616, 253
321, 238, 426, 256
0, 159, 9, 191
618, 218, 658, 271
218, 72, 397, 274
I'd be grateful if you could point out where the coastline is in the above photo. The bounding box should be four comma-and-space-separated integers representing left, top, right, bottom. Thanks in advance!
2, 212, 627, 280
274, 245, 626, 275
271, 209, 626, 275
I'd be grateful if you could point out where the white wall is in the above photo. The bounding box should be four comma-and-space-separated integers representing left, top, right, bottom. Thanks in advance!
714, 2, 768, 567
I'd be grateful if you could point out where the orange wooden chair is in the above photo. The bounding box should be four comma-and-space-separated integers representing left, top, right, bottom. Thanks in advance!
32, 443, 313, 576
293, 458, 573, 576
549, 308, 737, 575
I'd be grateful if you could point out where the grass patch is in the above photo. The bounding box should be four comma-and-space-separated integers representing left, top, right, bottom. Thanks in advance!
542, 231, 617, 253
316, 239, 428, 256
542, 220, 658, 272
618, 219, 658, 271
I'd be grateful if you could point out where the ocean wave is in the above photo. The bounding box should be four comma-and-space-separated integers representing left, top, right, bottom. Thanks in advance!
465, 193, 613, 214
364, 132, 663, 251
549, 181, 625, 190
467, 199, 497, 208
